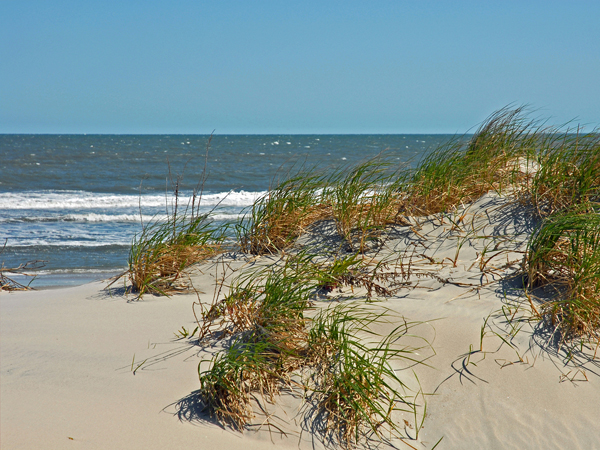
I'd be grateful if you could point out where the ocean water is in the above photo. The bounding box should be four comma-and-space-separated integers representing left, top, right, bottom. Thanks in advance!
0, 134, 453, 288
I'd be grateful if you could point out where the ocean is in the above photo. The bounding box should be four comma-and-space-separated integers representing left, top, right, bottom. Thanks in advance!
0, 134, 453, 288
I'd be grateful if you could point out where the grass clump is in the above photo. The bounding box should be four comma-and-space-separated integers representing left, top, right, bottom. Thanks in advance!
325, 158, 408, 252
402, 106, 539, 216
198, 261, 314, 428
236, 107, 550, 255
237, 157, 411, 255
0, 241, 46, 291
195, 253, 427, 446
304, 304, 425, 447
128, 214, 224, 296
123, 136, 228, 297
238, 172, 329, 254
199, 337, 296, 430
525, 210, 600, 343
528, 128, 600, 216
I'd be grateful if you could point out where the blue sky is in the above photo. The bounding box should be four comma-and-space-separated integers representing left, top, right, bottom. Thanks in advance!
1, 0, 599, 134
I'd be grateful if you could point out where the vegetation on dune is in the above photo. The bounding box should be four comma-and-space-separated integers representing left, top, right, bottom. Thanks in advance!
230, 105, 599, 357
120, 106, 598, 447
235, 106, 595, 257
237, 172, 330, 254
303, 304, 427, 447
525, 210, 600, 344
196, 255, 430, 446
528, 129, 599, 216
120, 136, 228, 297
127, 213, 224, 296
401, 106, 539, 216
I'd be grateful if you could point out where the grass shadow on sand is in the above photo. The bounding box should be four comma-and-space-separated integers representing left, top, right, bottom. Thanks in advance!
171, 390, 225, 428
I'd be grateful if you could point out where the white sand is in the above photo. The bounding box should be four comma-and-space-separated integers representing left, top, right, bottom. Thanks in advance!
2, 193, 599, 449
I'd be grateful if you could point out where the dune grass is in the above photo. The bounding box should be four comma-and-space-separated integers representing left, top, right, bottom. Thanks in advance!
528, 127, 600, 216
124, 136, 227, 297
198, 260, 313, 429
123, 106, 598, 445
525, 210, 600, 343
236, 107, 548, 256
237, 172, 329, 254
128, 214, 224, 296
401, 106, 540, 216
236, 156, 411, 255
195, 250, 429, 445
232, 105, 599, 348
324, 158, 408, 252
304, 304, 426, 446
0, 240, 46, 291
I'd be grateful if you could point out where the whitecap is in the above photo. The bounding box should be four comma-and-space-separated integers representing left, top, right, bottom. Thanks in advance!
0, 190, 266, 210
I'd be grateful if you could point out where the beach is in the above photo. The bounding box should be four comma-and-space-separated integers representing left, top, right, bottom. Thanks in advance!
3, 189, 599, 450
4, 0, 599, 444
2, 108, 599, 449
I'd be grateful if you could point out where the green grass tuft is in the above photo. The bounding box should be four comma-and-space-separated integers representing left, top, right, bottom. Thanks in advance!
525, 210, 600, 343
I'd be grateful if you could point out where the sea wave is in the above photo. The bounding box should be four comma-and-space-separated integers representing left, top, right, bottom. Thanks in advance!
0, 190, 265, 210
1, 213, 150, 223
2, 240, 132, 248
0, 211, 244, 224
15, 267, 128, 275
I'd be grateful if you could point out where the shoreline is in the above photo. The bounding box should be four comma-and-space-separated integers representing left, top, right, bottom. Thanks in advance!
10, 270, 124, 290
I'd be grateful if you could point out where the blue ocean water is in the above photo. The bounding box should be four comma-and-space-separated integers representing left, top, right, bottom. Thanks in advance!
0, 134, 453, 288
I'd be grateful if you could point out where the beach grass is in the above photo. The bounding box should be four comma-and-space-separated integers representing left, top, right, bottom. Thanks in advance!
237, 171, 329, 254
198, 258, 314, 429
127, 214, 224, 296
528, 127, 600, 216
324, 157, 407, 252
196, 107, 598, 441
304, 304, 426, 446
117, 106, 599, 446
235, 107, 549, 256
232, 106, 598, 346
195, 249, 430, 444
401, 106, 540, 216
525, 210, 600, 343
125, 138, 227, 297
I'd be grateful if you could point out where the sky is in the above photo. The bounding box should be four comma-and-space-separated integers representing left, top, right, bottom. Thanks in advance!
1, 0, 599, 134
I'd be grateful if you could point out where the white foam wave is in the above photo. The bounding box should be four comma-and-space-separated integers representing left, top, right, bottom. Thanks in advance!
2, 211, 243, 224
4, 240, 131, 248
1, 213, 152, 223
0, 190, 265, 210
23, 268, 127, 275
210, 213, 244, 221
63, 213, 144, 222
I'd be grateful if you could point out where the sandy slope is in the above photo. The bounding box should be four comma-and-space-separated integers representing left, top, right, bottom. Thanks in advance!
2, 193, 599, 450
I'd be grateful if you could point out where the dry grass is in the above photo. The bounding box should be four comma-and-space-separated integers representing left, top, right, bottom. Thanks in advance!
0, 260, 46, 291
127, 215, 224, 297
238, 173, 331, 254
401, 106, 539, 216
121, 135, 227, 297
303, 304, 427, 447
528, 128, 600, 216
232, 105, 600, 354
